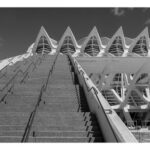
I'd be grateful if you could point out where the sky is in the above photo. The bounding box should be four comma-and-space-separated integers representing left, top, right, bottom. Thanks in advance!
0, 8, 150, 60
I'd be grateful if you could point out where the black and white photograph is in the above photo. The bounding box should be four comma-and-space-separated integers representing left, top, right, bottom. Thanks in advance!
0, 1, 150, 147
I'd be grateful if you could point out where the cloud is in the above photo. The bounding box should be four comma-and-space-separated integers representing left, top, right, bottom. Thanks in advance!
111, 8, 125, 16
111, 8, 150, 27
111, 8, 150, 17
111, 8, 136, 16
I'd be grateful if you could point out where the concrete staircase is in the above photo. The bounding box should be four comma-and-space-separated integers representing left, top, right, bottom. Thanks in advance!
0, 54, 104, 142
28, 55, 104, 142
0, 55, 54, 142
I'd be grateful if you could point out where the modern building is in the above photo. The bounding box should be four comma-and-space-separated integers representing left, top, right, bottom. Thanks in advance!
0, 25, 150, 142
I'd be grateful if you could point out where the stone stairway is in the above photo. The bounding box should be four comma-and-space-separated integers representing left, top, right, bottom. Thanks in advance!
0, 55, 55, 142
0, 54, 104, 142
28, 55, 104, 142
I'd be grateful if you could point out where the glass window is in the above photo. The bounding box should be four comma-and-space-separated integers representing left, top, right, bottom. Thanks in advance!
36, 36, 51, 54
60, 36, 76, 54
132, 36, 148, 56
108, 36, 124, 56
84, 36, 100, 56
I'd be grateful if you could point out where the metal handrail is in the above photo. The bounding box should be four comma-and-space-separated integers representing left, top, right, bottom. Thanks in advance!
21, 53, 59, 142
21, 85, 45, 142
67, 57, 81, 110
68, 55, 119, 142
20, 61, 38, 83
43, 51, 59, 91
0, 56, 44, 92
0, 54, 30, 76
0, 55, 34, 79
0, 54, 39, 76
0, 61, 13, 77
0, 70, 24, 92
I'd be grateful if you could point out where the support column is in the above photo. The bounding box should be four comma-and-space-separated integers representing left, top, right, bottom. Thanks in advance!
122, 107, 134, 127
144, 111, 150, 121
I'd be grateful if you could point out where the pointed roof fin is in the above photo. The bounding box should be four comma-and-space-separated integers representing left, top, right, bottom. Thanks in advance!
32, 26, 57, 54
104, 26, 126, 56
80, 26, 104, 55
128, 27, 150, 55
57, 26, 80, 53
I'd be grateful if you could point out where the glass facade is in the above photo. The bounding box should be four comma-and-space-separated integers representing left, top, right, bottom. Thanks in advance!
132, 36, 148, 56
36, 36, 51, 54
60, 36, 76, 54
108, 36, 124, 56
84, 36, 100, 56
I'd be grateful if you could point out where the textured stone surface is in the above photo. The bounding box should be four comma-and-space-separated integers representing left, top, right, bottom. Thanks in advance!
0, 55, 103, 142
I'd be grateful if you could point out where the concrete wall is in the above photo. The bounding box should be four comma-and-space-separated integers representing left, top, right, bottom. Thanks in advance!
69, 55, 138, 142
76, 57, 150, 74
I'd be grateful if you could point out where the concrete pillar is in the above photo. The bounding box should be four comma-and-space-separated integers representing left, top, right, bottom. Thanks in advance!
123, 107, 134, 127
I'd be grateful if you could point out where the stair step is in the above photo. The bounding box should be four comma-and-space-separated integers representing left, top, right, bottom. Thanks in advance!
44, 90, 77, 97
28, 137, 91, 143
4, 95, 38, 104
0, 125, 100, 132
30, 131, 89, 137
0, 125, 26, 131
0, 131, 24, 136
0, 105, 34, 112
0, 130, 99, 137
0, 136, 22, 142
41, 96, 79, 102
0, 55, 103, 143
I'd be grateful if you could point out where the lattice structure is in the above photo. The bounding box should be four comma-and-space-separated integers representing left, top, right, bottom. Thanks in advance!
101, 89, 120, 106
78, 58, 150, 111
128, 90, 147, 106
111, 73, 122, 97
99, 72, 150, 109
